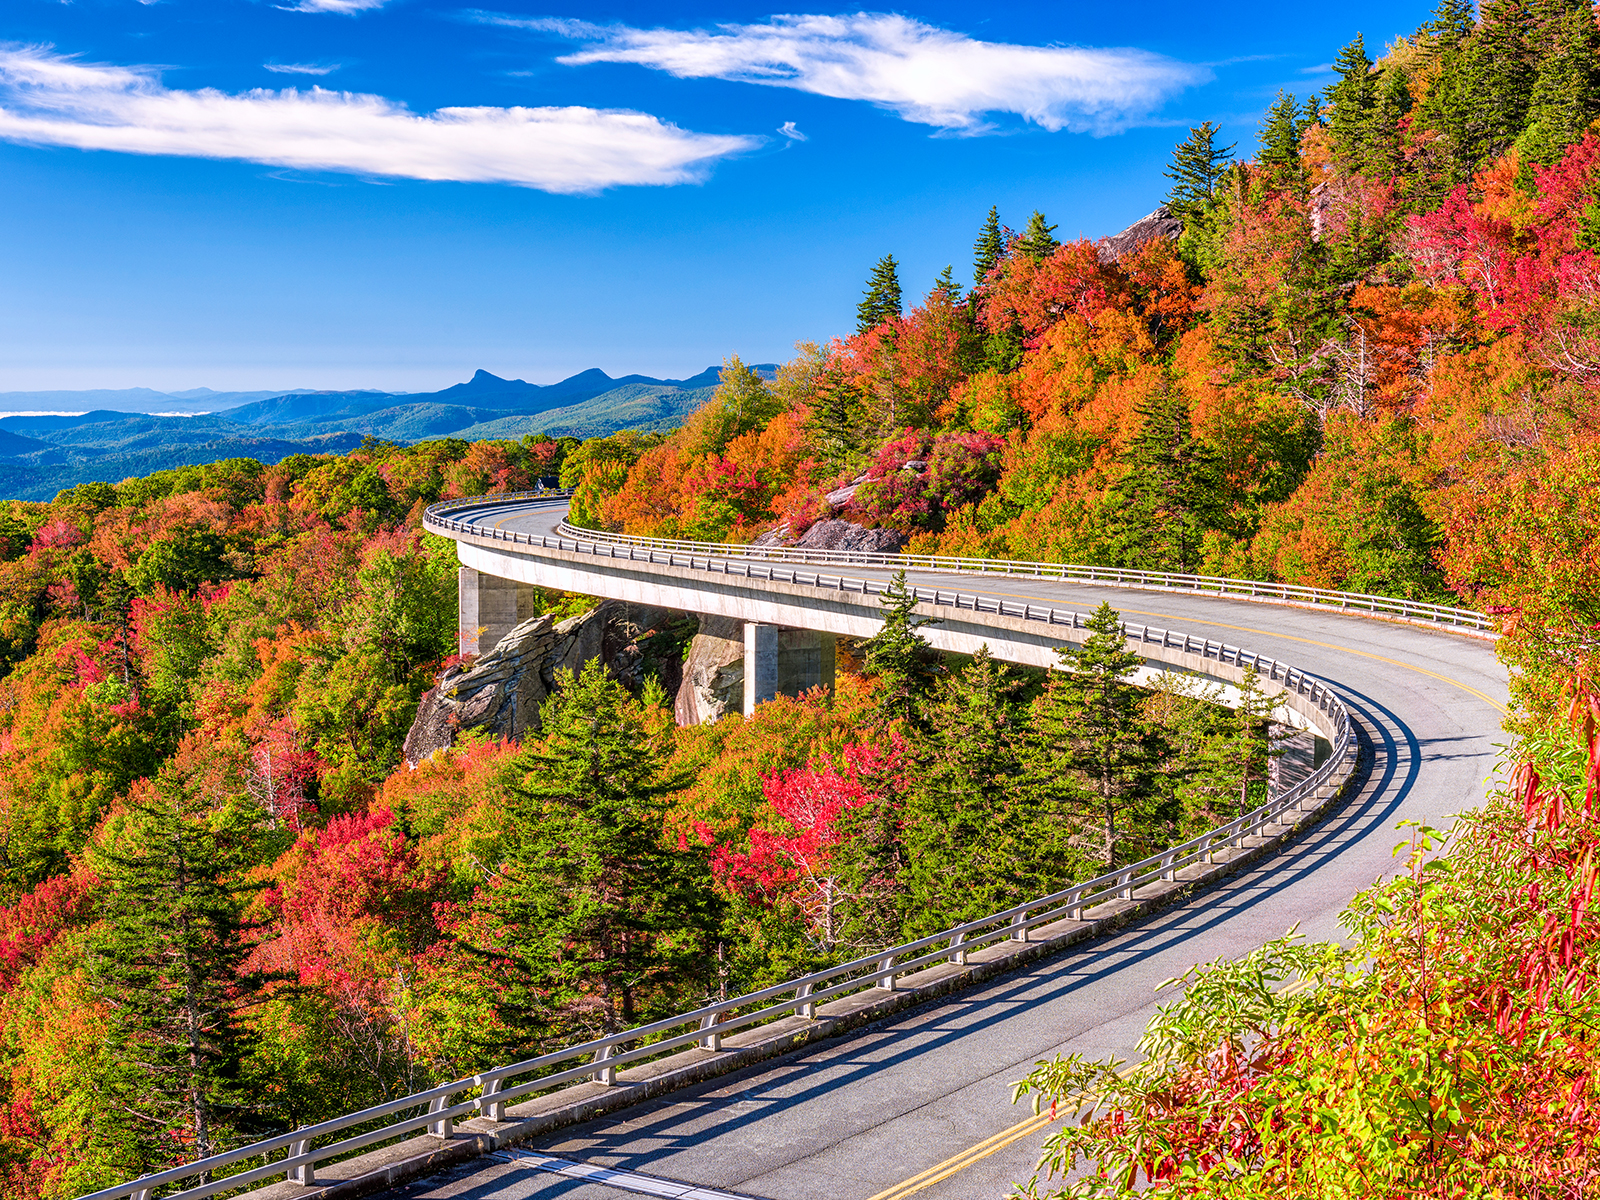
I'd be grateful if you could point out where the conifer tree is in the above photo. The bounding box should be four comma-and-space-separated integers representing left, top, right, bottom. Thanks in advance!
1257, 91, 1303, 181
1029, 604, 1163, 868
1163, 122, 1236, 222
805, 368, 868, 472
1368, 65, 1414, 176
1428, 0, 1477, 45
1325, 34, 1378, 164
972, 206, 1005, 287
1518, 0, 1600, 163
1462, 0, 1537, 162
861, 570, 942, 729
856, 254, 903, 335
1107, 382, 1225, 574
471, 660, 712, 1043
1017, 211, 1060, 262
86, 761, 274, 1168
930, 264, 962, 302
897, 648, 1047, 936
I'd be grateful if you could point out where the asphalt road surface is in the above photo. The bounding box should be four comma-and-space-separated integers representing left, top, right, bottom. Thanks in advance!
395, 500, 1507, 1200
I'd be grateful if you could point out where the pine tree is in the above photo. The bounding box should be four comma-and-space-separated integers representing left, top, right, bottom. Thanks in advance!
1368, 65, 1414, 176
1325, 34, 1378, 165
972, 206, 1005, 287
1428, 0, 1477, 45
856, 254, 903, 335
1258, 90, 1303, 180
1164, 122, 1236, 223
861, 570, 942, 728
471, 659, 713, 1044
897, 648, 1046, 936
1107, 381, 1226, 574
1461, 0, 1537, 163
86, 762, 274, 1168
1029, 604, 1163, 869
1518, 0, 1600, 164
1017, 210, 1060, 262
805, 367, 868, 473
930, 264, 962, 302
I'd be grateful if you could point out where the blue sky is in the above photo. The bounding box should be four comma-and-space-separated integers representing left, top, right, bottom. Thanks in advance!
0, 0, 1436, 393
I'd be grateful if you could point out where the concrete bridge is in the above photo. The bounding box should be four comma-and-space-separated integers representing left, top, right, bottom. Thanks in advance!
89, 493, 1509, 1200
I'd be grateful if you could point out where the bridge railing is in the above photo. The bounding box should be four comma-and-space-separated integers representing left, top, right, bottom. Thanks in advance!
91, 509, 1357, 1200
421, 492, 1493, 634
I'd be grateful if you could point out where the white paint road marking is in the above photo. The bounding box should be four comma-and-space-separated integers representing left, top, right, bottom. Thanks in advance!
489, 1150, 769, 1200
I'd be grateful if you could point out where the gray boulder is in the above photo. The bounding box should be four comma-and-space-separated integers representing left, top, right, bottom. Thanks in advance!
403, 600, 673, 764
674, 615, 746, 726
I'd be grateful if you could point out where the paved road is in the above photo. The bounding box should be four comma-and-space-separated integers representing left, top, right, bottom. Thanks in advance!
401, 500, 1507, 1200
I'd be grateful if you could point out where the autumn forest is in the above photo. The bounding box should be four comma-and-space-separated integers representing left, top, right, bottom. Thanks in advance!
3, 0, 1600, 1195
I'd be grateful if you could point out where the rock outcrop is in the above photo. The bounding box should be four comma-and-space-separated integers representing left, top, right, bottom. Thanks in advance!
674, 615, 746, 726
753, 517, 906, 554
403, 600, 674, 764
1095, 205, 1184, 264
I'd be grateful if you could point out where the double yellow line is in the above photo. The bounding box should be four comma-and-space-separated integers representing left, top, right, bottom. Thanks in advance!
864, 1107, 1059, 1200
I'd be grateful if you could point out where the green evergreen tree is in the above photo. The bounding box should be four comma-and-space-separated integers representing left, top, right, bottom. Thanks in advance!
1164, 122, 1236, 223
1258, 90, 1303, 180
1210, 668, 1282, 815
930, 264, 962, 302
1461, 0, 1537, 163
1325, 34, 1378, 164
896, 648, 1049, 936
972, 206, 1005, 287
86, 761, 275, 1169
1428, 0, 1477, 45
471, 660, 713, 1044
1368, 65, 1415, 176
856, 254, 904, 335
1107, 381, 1226, 574
1517, 0, 1600, 165
1017, 210, 1060, 262
1029, 604, 1164, 868
805, 367, 868, 473
860, 570, 942, 728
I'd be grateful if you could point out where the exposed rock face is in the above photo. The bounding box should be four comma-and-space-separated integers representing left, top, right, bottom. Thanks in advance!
674, 615, 745, 726
403, 600, 673, 764
752, 517, 906, 554
1096, 205, 1184, 264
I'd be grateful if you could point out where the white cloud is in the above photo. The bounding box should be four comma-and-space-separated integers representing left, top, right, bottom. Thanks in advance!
281, 0, 390, 14
0, 45, 758, 192
508, 12, 1207, 134
263, 62, 341, 75
777, 119, 805, 140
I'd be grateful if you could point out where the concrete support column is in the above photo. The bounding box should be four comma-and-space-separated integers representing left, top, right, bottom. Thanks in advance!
743, 625, 836, 716
459, 567, 541, 658
743, 623, 780, 716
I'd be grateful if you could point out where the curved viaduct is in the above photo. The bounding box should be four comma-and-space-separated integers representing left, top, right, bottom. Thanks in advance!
399, 494, 1508, 1200
90, 495, 1509, 1200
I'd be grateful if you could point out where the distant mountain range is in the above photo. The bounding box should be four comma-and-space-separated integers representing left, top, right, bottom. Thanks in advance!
0, 365, 768, 502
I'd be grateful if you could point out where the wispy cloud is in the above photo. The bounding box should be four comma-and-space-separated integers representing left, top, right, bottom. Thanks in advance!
263, 62, 341, 75
0, 45, 758, 192
280, 0, 390, 14
777, 119, 805, 140
480, 12, 1207, 134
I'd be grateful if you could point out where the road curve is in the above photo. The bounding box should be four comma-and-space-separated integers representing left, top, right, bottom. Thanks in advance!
402, 497, 1508, 1200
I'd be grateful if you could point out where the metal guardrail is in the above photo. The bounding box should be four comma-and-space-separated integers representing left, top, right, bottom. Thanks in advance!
425, 491, 1494, 634
94, 493, 1357, 1200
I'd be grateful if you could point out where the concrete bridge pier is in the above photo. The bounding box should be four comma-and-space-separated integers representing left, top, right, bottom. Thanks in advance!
743, 624, 836, 716
458, 567, 541, 657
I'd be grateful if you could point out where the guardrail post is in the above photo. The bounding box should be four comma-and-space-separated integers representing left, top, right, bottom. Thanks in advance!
480, 1075, 505, 1122
1160, 852, 1176, 882
949, 932, 968, 965
1120, 871, 1134, 901
1067, 888, 1084, 920
289, 1129, 314, 1185
877, 955, 898, 991
699, 1012, 725, 1051
428, 1093, 454, 1139
1010, 911, 1029, 943
797, 982, 815, 1019
132, 1177, 156, 1200
593, 1043, 616, 1086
